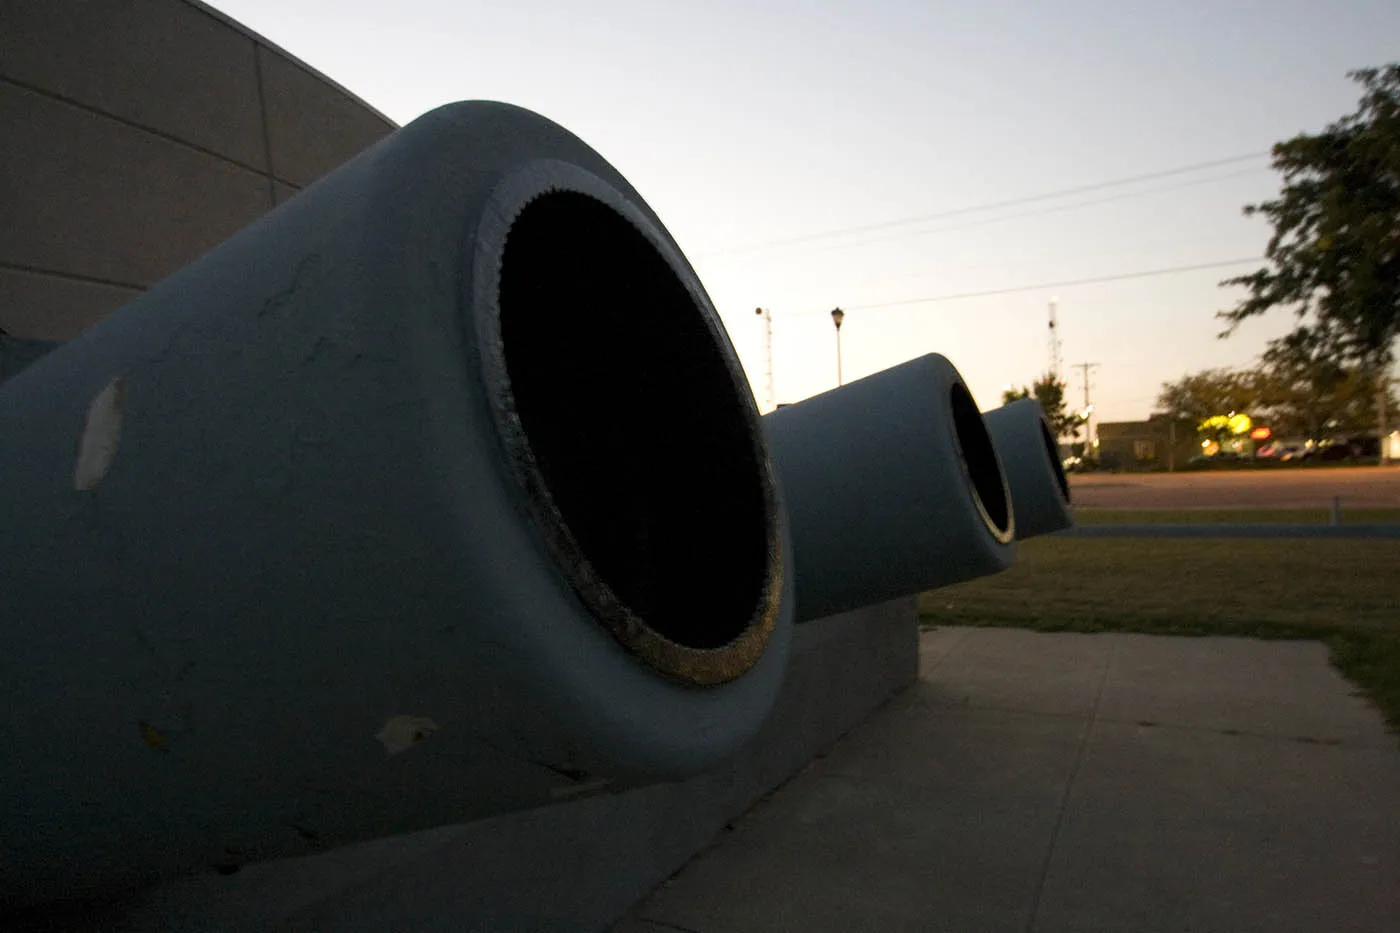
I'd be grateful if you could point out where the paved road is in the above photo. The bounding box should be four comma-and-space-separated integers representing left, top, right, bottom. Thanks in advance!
1060, 523, 1400, 539
1070, 465, 1400, 509
617, 628, 1400, 933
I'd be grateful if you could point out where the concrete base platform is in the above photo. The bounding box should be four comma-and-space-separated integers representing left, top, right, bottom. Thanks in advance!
7, 600, 917, 932
619, 627, 1400, 933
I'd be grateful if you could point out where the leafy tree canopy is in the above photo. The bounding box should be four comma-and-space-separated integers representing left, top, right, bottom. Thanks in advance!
1155, 368, 1256, 425
1156, 356, 1396, 441
1254, 339, 1395, 438
1002, 373, 1079, 439
1220, 65, 1400, 370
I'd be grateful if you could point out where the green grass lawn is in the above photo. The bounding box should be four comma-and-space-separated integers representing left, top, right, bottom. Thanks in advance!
918, 534, 1400, 734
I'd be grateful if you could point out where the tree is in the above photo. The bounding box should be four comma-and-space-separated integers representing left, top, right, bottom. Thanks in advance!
1253, 340, 1397, 439
1156, 369, 1261, 453
1001, 385, 1030, 405
1003, 373, 1078, 440
1220, 65, 1400, 372
1155, 368, 1259, 424
1156, 358, 1397, 443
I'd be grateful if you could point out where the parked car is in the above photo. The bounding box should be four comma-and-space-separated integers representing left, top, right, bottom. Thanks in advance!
1300, 440, 1359, 461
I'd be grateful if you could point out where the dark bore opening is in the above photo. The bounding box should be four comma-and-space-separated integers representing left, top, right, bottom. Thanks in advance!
497, 191, 770, 652
1039, 417, 1071, 503
949, 383, 1013, 536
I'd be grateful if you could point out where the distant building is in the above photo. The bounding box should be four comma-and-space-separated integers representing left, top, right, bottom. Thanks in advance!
1095, 416, 1197, 472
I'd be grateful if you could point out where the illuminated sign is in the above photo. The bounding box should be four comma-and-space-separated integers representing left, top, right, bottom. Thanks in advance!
1199, 413, 1254, 435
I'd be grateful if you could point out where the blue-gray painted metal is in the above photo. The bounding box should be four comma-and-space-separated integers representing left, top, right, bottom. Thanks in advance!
763, 354, 1015, 623
1059, 523, 1400, 539
0, 102, 792, 906
982, 398, 1074, 539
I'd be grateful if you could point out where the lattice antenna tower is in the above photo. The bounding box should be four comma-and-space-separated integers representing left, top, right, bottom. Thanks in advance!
754, 307, 776, 411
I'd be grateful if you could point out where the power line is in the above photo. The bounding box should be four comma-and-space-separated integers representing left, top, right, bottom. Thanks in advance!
748, 166, 1265, 261
702, 152, 1269, 257
819, 257, 1265, 314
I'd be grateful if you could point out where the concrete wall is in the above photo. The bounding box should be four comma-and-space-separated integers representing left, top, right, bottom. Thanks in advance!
0, 0, 396, 341
11, 599, 920, 932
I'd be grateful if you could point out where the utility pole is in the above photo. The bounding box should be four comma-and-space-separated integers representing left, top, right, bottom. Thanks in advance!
754, 307, 775, 412
1380, 372, 1388, 467
1380, 372, 1398, 467
1074, 362, 1100, 456
1047, 298, 1062, 381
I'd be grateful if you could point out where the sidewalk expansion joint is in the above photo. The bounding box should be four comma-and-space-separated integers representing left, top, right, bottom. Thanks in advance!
1024, 640, 1116, 933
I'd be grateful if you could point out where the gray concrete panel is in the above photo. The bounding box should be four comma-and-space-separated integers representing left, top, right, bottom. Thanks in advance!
0, 0, 265, 169
0, 267, 142, 340
633, 690, 1086, 933
1035, 721, 1400, 933
922, 625, 1115, 718
918, 623, 971, 671
259, 47, 394, 186
273, 181, 301, 206
610, 920, 686, 932
622, 627, 1400, 933
1098, 634, 1392, 746
0, 83, 272, 286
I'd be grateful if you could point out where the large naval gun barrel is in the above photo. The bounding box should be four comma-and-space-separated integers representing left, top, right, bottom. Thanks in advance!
981, 398, 1074, 540
0, 102, 792, 906
762, 354, 1016, 623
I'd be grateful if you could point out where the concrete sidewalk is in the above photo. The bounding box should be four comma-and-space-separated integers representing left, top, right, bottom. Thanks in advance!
615, 628, 1400, 932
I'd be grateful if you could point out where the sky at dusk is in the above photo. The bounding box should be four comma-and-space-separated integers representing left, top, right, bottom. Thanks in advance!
210, 0, 1400, 423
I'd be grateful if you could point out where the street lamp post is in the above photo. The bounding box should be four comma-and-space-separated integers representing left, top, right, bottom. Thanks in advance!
1379, 374, 1396, 467
830, 307, 845, 386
